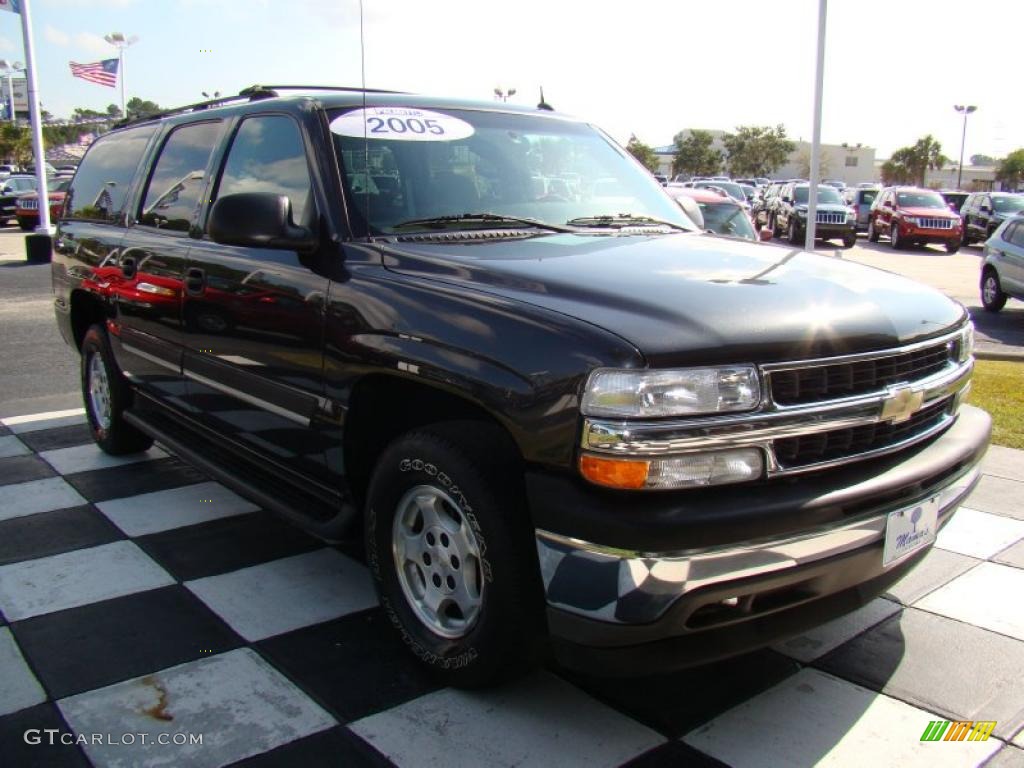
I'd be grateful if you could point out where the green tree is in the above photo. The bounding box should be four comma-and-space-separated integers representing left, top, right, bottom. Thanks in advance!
722, 124, 795, 177
881, 136, 948, 186
126, 97, 161, 119
106, 103, 123, 119
970, 153, 995, 166
0, 123, 32, 164
71, 107, 105, 122
625, 134, 660, 173
881, 147, 916, 185
672, 129, 722, 178
997, 149, 1024, 191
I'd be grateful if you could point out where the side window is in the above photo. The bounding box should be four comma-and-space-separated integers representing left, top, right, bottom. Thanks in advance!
139, 121, 222, 232
66, 124, 157, 222
1006, 222, 1024, 247
213, 115, 314, 225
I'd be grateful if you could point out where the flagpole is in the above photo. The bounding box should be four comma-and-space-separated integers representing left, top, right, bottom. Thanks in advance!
18, 0, 50, 235
119, 46, 124, 114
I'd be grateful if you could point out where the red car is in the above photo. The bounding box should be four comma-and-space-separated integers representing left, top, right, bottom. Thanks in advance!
668, 187, 771, 242
15, 177, 71, 231
867, 187, 962, 253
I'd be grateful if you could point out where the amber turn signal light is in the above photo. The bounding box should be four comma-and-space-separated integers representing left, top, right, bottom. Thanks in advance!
579, 454, 650, 490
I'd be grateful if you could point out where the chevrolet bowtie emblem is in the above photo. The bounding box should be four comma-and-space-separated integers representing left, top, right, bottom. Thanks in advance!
880, 385, 925, 424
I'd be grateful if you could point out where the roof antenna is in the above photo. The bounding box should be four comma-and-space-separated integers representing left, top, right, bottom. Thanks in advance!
537, 87, 553, 111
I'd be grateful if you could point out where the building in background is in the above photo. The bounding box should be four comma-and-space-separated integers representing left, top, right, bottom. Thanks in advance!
653, 130, 876, 185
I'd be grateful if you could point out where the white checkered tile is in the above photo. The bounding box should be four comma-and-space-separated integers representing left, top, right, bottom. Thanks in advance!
917, 562, 1024, 642
39, 443, 168, 475
0, 476, 87, 522
58, 648, 335, 768
351, 671, 664, 768
96, 481, 259, 537
935, 508, 1024, 560
0, 627, 47, 716
0, 435, 29, 459
2, 408, 86, 434
0, 541, 175, 621
186, 548, 377, 641
684, 668, 1001, 767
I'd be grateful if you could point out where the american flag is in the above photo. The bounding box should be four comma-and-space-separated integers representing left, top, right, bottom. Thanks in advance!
69, 59, 119, 88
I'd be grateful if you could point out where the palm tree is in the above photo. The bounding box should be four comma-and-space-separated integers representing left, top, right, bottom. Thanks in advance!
909, 135, 948, 186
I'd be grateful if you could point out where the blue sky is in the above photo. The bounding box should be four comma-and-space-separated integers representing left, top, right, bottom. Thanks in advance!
5, 0, 1022, 159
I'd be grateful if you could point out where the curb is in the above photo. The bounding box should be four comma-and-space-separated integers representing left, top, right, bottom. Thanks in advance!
974, 349, 1024, 363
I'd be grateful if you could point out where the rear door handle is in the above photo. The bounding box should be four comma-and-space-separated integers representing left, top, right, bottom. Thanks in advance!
185, 267, 206, 296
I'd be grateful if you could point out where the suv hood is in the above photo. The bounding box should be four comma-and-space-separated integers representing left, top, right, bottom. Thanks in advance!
900, 206, 958, 219
382, 232, 966, 366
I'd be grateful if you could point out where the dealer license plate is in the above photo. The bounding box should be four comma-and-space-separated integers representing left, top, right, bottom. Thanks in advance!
882, 496, 939, 567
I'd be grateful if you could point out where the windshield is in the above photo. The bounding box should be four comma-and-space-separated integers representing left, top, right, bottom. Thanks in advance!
699, 201, 756, 240
47, 178, 71, 192
896, 191, 945, 209
993, 195, 1024, 213
794, 186, 843, 204
330, 107, 693, 235
695, 181, 745, 200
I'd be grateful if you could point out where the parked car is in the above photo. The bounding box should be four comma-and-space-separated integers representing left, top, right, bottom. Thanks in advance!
772, 182, 857, 247
980, 214, 1024, 312
960, 192, 1024, 245
692, 180, 748, 207
0, 174, 40, 222
868, 187, 962, 252
0, 163, 19, 179
15, 177, 71, 230
753, 180, 787, 228
53, 86, 988, 686
668, 187, 770, 242
843, 186, 880, 233
823, 179, 846, 190
652, 173, 668, 185
939, 190, 969, 217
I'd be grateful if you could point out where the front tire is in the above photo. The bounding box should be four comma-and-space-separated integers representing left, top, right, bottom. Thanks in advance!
890, 225, 902, 250
81, 324, 154, 455
868, 219, 880, 242
788, 218, 801, 245
945, 241, 960, 254
981, 270, 1007, 312
365, 423, 544, 688
842, 233, 857, 249
17, 217, 33, 231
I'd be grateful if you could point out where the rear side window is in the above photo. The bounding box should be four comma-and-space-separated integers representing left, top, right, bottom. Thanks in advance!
65, 125, 156, 222
139, 121, 222, 232
1006, 222, 1024, 247
860, 190, 878, 206
212, 115, 314, 226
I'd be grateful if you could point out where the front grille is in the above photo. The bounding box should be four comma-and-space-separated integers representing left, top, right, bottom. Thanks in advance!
816, 212, 845, 225
770, 341, 955, 406
915, 217, 954, 230
774, 397, 952, 469
19, 199, 38, 210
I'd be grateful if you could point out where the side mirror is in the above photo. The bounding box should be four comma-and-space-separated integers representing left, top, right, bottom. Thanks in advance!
208, 193, 316, 251
980, 205, 992, 214
758, 227, 773, 242
883, 200, 893, 209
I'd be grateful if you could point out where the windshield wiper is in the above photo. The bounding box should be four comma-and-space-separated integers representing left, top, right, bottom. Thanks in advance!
393, 212, 577, 233
566, 214, 690, 232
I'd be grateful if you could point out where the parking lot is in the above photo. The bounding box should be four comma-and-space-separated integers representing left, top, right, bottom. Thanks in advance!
1, 224, 1023, 767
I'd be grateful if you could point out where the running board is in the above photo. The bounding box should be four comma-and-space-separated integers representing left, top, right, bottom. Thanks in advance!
123, 408, 357, 541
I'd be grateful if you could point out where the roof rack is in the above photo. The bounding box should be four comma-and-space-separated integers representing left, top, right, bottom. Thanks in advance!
113, 84, 403, 128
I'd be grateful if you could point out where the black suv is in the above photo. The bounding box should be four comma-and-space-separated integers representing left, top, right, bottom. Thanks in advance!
960, 192, 1024, 245
53, 87, 989, 686
772, 182, 857, 247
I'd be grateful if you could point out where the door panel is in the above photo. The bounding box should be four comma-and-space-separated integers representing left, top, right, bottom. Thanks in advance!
181, 113, 333, 482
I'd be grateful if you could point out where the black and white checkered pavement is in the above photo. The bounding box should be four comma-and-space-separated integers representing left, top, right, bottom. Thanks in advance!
1, 408, 1023, 768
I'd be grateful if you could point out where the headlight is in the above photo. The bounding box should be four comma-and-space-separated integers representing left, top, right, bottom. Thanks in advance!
582, 366, 761, 418
846, 208, 856, 220
960, 323, 974, 363
579, 448, 764, 490
903, 216, 918, 227
136, 282, 176, 297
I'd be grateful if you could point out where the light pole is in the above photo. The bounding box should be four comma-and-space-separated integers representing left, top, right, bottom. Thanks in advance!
104, 32, 139, 116
954, 105, 976, 190
493, 86, 516, 103
0, 60, 24, 124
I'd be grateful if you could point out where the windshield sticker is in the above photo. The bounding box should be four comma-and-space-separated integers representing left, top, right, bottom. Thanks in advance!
329, 108, 475, 142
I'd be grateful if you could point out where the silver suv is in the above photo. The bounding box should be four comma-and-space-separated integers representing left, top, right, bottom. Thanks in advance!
981, 214, 1024, 312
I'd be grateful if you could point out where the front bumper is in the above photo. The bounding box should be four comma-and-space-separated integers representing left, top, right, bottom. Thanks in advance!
899, 223, 960, 244
532, 405, 990, 674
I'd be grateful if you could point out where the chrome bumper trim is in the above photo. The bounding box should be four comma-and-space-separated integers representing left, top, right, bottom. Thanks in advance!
535, 465, 978, 624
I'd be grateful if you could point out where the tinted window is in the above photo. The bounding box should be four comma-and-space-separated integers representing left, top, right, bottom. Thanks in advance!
139, 121, 221, 232
794, 186, 843, 204
65, 125, 156, 222
1006, 221, 1024, 247
895, 191, 945, 209
214, 115, 314, 226
859, 190, 878, 205
699, 201, 756, 240
993, 196, 1024, 214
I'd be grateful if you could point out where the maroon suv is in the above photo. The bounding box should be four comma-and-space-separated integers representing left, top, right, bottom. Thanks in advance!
868, 187, 962, 252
